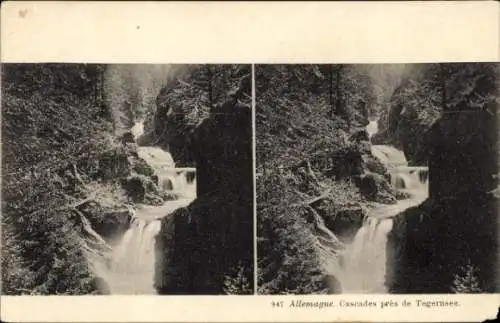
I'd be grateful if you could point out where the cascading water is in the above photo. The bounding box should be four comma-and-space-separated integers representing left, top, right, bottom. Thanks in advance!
366, 119, 379, 139
106, 197, 194, 294
338, 120, 429, 293
98, 123, 196, 294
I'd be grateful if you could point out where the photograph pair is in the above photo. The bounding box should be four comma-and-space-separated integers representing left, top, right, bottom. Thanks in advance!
2, 63, 498, 296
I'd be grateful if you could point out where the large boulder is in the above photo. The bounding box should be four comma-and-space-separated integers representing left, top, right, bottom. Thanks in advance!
355, 172, 397, 204
349, 129, 370, 144
121, 174, 158, 203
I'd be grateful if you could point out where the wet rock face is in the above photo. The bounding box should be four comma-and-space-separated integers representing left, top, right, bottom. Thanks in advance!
354, 172, 397, 204
191, 104, 252, 198
155, 67, 253, 294
121, 174, 158, 202
388, 196, 499, 293
156, 104, 253, 294
429, 109, 498, 200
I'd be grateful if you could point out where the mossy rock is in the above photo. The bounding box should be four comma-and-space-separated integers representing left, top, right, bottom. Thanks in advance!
122, 174, 161, 203
132, 159, 155, 177
355, 172, 397, 204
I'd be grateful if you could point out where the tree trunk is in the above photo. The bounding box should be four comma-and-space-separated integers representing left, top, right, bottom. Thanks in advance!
336, 65, 343, 116
206, 65, 214, 109
440, 63, 447, 111
329, 65, 334, 114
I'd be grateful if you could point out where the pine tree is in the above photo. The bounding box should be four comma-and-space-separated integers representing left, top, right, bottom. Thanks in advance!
452, 262, 483, 293
222, 264, 252, 295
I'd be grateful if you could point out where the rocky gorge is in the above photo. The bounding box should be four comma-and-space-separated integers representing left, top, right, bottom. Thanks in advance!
256, 63, 499, 295
256, 65, 406, 294
1, 64, 253, 295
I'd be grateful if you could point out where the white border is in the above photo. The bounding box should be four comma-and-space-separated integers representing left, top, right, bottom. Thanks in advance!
1, 1, 499, 63
252, 63, 258, 295
1, 1, 499, 322
1, 295, 499, 322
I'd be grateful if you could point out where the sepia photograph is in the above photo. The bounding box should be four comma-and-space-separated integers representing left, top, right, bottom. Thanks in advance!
256, 63, 499, 295
1, 1, 499, 322
1, 63, 254, 295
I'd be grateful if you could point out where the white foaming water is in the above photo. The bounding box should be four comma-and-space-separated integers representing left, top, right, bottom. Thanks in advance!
338, 121, 429, 293
106, 198, 194, 294
371, 145, 408, 167
131, 121, 145, 139
158, 170, 197, 199
96, 146, 196, 294
138, 146, 197, 198
366, 119, 379, 139
138, 146, 176, 169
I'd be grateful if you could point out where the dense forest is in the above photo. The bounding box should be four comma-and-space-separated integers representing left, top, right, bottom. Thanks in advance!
2, 62, 498, 295
2, 64, 120, 294
1, 64, 253, 295
256, 64, 403, 294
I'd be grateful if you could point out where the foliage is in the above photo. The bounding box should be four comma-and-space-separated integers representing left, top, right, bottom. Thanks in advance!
257, 173, 328, 294
2, 64, 112, 182
256, 65, 377, 294
222, 263, 253, 295
1, 64, 117, 295
0, 219, 33, 294
256, 65, 374, 171
374, 63, 499, 164
103, 65, 182, 134
452, 262, 483, 293
142, 65, 250, 166
1, 170, 98, 294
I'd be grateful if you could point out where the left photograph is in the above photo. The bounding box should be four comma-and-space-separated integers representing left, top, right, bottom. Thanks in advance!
1, 64, 254, 295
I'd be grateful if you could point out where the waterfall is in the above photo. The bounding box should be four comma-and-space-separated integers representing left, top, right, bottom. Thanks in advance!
338, 120, 429, 293
100, 139, 196, 294
366, 119, 379, 139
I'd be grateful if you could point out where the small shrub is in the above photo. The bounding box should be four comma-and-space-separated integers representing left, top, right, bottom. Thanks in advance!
452, 262, 483, 293
223, 264, 253, 295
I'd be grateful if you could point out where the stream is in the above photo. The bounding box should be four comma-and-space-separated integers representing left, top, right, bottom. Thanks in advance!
338, 119, 429, 293
94, 123, 196, 294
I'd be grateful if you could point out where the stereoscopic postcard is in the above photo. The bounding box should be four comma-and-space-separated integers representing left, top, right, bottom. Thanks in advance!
1, 1, 499, 322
